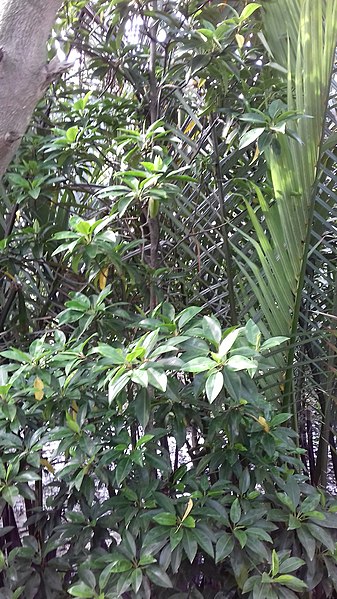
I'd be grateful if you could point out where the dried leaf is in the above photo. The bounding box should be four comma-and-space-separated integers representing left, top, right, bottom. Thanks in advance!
34, 376, 44, 401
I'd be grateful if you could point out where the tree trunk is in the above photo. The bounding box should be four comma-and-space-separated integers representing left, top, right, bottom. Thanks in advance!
0, 0, 64, 178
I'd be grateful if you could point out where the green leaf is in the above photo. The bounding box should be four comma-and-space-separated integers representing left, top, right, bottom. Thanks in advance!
271, 550, 279, 576
99, 563, 114, 591
177, 307, 203, 329
108, 373, 130, 403
233, 529, 247, 548
134, 389, 151, 428
131, 369, 149, 387
222, 367, 242, 400
28, 187, 41, 199
2, 486, 19, 507
126, 347, 146, 362
181, 515, 195, 528
0, 349, 32, 363
65, 412, 81, 434
260, 337, 288, 351
123, 530, 137, 559
205, 371, 223, 402
15, 471, 41, 483
306, 522, 335, 551
203, 315, 222, 345
139, 554, 157, 566
7, 173, 30, 188
230, 498, 242, 524
146, 452, 170, 472
142, 329, 160, 357
188, 54, 210, 77
0, 432, 22, 449
239, 468, 250, 494
92, 344, 125, 364
245, 319, 261, 346
285, 477, 300, 511
131, 568, 143, 594
306, 510, 325, 521
193, 527, 214, 558
66, 293, 91, 310
68, 582, 94, 598
147, 368, 167, 392
153, 513, 177, 526
155, 492, 176, 514
146, 566, 173, 588
300, 493, 321, 514
79, 569, 96, 590
182, 529, 198, 563
273, 575, 307, 592
217, 328, 242, 358
170, 527, 184, 551
115, 458, 132, 486
182, 357, 217, 373
242, 576, 261, 594
247, 527, 272, 543
240, 2, 261, 21
215, 533, 234, 563
197, 28, 215, 42
276, 492, 295, 512
279, 557, 305, 574
296, 525, 316, 561
135, 434, 154, 448
226, 355, 258, 372
150, 344, 179, 358
111, 559, 133, 573
116, 572, 132, 596
239, 113, 267, 125
288, 515, 301, 530
269, 413, 292, 427
239, 127, 265, 149
66, 126, 79, 143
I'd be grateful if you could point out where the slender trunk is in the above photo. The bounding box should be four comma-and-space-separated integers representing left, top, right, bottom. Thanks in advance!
148, 1, 160, 310
314, 273, 337, 488
211, 115, 237, 326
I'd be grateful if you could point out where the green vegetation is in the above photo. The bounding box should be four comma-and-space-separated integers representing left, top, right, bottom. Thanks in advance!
0, 1, 336, 597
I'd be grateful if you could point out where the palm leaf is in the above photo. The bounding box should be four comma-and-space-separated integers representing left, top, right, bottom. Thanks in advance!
233, 0, 337, 421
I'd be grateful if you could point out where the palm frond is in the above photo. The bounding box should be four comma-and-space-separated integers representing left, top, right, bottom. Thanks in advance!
233, 0, 337, 419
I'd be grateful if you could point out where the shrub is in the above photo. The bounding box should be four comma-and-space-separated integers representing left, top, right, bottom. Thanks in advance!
1, 297, 337, 598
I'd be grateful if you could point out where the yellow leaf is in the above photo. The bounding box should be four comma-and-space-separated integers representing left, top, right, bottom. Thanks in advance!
181, 498, 193, 522
258, 416, 270, 433
40, 458, 55, 475
183, 120, 196, 135
4, 271, 15, 281
71, 399, 79, 416
34, 377, 44, 401
99, 266, 109, 290
250, 143, 260, 166
176, 497, 193, 532
235, 33, 245, 49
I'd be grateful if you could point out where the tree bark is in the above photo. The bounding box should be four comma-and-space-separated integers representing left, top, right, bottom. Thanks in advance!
0, 0, 64, 178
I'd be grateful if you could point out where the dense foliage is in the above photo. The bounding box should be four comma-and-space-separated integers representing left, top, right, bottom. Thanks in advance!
2, 297, 337, 598
0, 0, 337, 597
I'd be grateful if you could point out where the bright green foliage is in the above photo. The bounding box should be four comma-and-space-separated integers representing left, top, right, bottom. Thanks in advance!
1, 295, 337, 597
